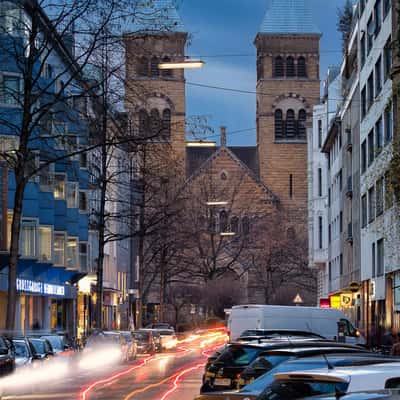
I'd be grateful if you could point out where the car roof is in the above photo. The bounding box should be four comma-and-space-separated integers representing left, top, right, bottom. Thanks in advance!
259, 346, 366, 356
303, 389, 400, 399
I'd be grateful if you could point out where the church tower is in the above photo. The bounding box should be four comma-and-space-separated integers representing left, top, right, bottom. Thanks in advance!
255, 0, 321, 227
123, 0, 188, 162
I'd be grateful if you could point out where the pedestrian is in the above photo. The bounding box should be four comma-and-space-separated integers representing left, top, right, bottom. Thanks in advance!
391, 333, 400, 356
32, 319, 41, 330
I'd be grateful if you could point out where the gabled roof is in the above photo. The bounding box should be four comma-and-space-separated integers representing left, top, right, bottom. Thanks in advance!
259, 0, 321, 35
127, 0, 186, 34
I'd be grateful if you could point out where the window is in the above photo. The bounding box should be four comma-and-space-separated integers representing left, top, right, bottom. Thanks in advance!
286, 109, 296, 137
66, 182, 78, 208
137, 56, 148, 76
385, 106, 393, 144
374, 0, 382, 36
79, 243, 88, 271
328, 188, 331, 207
377, 239, 384, 276
66, 237, 78, 269
54, 234, 65, 266
150, 109, 161, 136
161, 109, 171, 140
139, 109, 149, 136
230, 216, 239, 234
384, 37, 392, 81
368, 72, 374, 108
79, 191, 88, 212
39, 226, 52, 262
372, 242, 376, 277
376, 177, 384, 216
318, 216, 323, 249
338, 169, 343, 192
384, 0, 391, 18
368, 186, 376, 223
360, 33, 366, 68
274, 109, 284, 139
54, 174, 65, 200
219, 210, 228, 233
368, 130, 374, 166
340, 254, 343, 275
361, 86, 367, 119
328, 262, 332, 281
367, 16, 374, 54
0, 74, 21, 105
375, 117, 383, 153
286, 57, 295, 77
362, 194, 367, 228
161, 56, 172, 77
385, 172, 394, 209
289, 174, 293, 198
318, 120, 322, 148
150, 56, 159, 77
318, 168, 322, 197
0, 2, 23, 35
361, 140, 367, 173
242, 216, 250, 235
80, 152, 88, 168
20, 220, 37, 258
297, 57, 306, 77
39, 163, 53, 192
340, 211, 343, 233
375, 56, 382, 95
274, 56, 284, 77
297, 109, 306, 139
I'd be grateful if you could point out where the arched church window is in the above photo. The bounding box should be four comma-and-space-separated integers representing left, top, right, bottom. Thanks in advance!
297, 56, 307, 77
161, 56, 173, 77
150, 108, 161, 136
161, 109, 171, 140
139, 109, 149, 136
286, 56, 295, 77
137, 56, 148, 76
242, 216, 250, 236
257, 56, 264, 80
219, 210, 228, 233
286, 109, 296, 137
297, 109, 307, 139
230, 216, 239, 234
150, 56, 159, 77
275, 109, 284, 139
274, 56, 284, 77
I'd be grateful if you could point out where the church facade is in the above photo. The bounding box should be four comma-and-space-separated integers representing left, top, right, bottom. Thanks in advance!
124, 0, 321, 305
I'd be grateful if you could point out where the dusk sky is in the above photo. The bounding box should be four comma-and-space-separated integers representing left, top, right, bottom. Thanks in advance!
178, 0, 347, 146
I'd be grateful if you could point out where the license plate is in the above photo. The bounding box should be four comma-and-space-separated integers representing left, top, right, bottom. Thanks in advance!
214, 378, 231, 387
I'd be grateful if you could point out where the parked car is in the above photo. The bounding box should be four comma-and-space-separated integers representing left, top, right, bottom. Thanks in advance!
119, 331, 138, 361
0, 336, 15, 376
132, 330, 156, 354
39, 335, 73, 356
303, 389, 400, 399
12, 339, 35, 368
196, 354, 400, 399
239, 329, 325, 340
145, 323, 174, 330
28, 338, 54, 360
201, 340, 360, 393
228, 305, 365, 344
263, 362, 400, 399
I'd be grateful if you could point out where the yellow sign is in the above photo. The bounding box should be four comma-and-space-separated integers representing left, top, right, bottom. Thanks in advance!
330, 295, 341, 309
340, 294, 353, 308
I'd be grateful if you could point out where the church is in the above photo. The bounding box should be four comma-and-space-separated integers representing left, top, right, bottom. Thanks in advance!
123, 0, 322, 305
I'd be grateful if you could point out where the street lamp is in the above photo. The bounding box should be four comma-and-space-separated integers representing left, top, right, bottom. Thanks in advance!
186, 141, 216, 147
158, 60, 205, 70
219, 232, 235, 237
206, 201, 228, 206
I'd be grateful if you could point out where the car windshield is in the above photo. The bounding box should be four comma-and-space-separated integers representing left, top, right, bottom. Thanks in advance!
41, 336, 63, 351
259, 380, 349, 400
14, 342, 28, 358
216, 346, 262, 366
0, 337, 8, 354
30, 340, 46, 354
133, 332, 149, 341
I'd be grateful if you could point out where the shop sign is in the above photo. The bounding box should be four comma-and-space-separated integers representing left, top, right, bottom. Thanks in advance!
340, 293, 353, 308
319, 298, 330, 308
16, 278, 65, 296
329, 295, 341, 309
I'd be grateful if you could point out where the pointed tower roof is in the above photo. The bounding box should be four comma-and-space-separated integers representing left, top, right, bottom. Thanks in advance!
128, 0, 186, 34
259, 0, 321, 35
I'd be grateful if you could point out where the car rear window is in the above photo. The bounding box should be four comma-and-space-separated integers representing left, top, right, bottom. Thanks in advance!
30, 340, 45, 354
133, 332, 149, 341
216, 346, 262, 366
260, 380, 349, 399
247, 355, 290, 372
41, 336, 63, 351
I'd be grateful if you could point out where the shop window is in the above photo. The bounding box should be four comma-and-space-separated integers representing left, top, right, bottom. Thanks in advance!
54, 234, 65, 266
66, 182, 78, 208
54, 174, 65, 200
20, 220, 37, 258
39, 226, 52, 262
66, 237, 78, 269
79, 243, 88, 271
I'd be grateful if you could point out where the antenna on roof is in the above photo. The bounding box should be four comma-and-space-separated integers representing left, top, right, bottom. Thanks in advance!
322, 353, 335, 370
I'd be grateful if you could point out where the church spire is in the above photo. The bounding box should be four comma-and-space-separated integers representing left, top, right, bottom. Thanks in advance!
128, 0, 186, 34
259, 0, 321, 35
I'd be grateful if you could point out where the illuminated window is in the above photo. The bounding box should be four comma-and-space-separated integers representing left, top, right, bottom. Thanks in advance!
20, 220, 37, 258
39, 226, 52, 262
79, 243, 88, 271
54, 174, 65, 199
54, 234, 65, 266
66, 182, 78, 208
66, 237, 78, 269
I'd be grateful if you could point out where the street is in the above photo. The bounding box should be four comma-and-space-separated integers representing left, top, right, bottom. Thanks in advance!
0, 331, 225, 400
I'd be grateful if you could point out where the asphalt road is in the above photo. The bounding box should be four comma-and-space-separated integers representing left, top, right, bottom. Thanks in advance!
0, 331, 226, 400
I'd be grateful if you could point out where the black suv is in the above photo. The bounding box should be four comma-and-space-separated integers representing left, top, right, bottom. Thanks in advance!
0, 336, 15, 377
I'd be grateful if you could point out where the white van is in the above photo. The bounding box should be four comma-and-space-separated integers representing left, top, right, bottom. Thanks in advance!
227, 305, 365, 345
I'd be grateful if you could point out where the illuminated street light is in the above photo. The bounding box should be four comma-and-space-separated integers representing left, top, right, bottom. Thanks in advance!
220, 232, 236, 237
158, 60, 205, 70
206, 201, 228, 206
186, 141, 216, 147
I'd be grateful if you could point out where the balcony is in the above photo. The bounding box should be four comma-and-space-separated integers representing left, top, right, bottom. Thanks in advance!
346, 128, 352, 152
347, 223, 353, 244
346, 176, 353, 198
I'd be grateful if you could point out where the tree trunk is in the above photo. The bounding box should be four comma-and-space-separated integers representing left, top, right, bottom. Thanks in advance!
6, 176, 25, 331
137, 187, 145, 328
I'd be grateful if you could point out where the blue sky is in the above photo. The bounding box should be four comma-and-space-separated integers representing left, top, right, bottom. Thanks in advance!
178, 0, 347, 145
